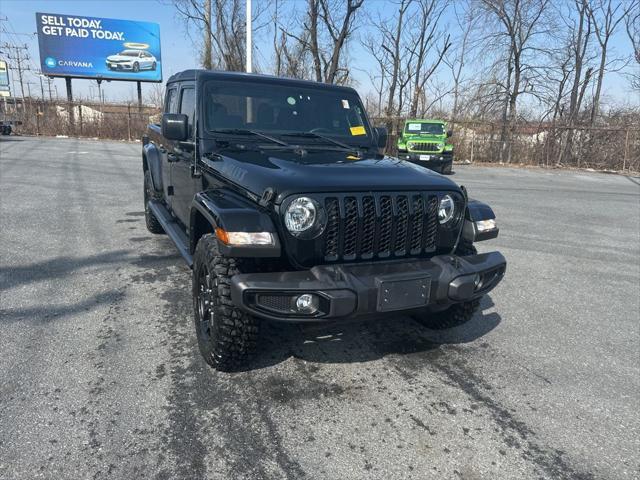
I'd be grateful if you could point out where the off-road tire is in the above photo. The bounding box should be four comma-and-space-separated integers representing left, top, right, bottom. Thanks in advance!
415, 239, 480, 330
442, 162, 453, 175
193, 234, 259, 371
144, 170, 164, 234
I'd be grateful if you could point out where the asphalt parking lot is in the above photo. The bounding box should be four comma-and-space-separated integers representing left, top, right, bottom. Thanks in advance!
1, 136, 639, 480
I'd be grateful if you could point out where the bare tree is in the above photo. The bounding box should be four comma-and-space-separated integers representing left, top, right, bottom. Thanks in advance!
559, 0, 596, 164
173, 0, 268, 71
406, 0, 451, 118
478, 0, 550, 162
362, 0, 413, 129
624, 0, 640, 90
445, 2, 478, 121
587, 0, 634, 124
282, 0, 364, 84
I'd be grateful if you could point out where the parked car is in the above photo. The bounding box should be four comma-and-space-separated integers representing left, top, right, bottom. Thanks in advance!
397, 119, 454, 174
106, 49, 157, 72
142, 70, 506, 371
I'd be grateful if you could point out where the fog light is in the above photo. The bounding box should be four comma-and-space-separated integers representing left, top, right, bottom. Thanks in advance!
295, 294, 319, 314
475, 219, 497, 232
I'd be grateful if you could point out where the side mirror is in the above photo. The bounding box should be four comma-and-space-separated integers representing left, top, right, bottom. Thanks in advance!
446, 130, 453, 138
162, 113, 188, 141
375, 127, 388, 149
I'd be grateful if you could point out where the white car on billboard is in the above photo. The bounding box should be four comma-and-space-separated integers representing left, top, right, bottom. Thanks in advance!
106, 49, 157, 72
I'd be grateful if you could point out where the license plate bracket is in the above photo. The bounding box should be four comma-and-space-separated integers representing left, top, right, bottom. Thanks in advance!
376, 273, 431, 312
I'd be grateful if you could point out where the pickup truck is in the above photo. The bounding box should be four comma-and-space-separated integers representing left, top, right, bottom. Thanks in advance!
143, 70, 506, 371
397, 119, 454, 174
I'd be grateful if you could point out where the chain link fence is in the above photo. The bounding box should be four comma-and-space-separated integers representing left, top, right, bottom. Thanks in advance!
372, 117, 640, 173
1, 98, 160, 141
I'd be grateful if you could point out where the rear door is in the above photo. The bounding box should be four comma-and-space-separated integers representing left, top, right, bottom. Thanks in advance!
169, 85, 197, 227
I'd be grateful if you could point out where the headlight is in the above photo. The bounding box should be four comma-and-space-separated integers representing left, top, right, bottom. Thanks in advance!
284, 197, 321, 236
437, 143, 444, 149
407, 142, 415, 149
438, 194, 455, 224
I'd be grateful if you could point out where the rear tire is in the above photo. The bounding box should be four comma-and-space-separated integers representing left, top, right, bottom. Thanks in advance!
193, 235, 259, 371
144, 170, 164, 234
414, 239, 480, 329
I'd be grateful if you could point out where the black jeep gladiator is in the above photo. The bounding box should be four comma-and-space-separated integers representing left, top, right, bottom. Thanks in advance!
143, 70, 506, 371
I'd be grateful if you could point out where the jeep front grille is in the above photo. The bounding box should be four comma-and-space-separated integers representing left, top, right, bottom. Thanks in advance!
323, 193, 439, 262
411, 142, 440, 152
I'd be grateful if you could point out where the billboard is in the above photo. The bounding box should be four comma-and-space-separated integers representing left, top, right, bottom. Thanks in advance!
36, 13, 162, 82
0, 60, 9, 96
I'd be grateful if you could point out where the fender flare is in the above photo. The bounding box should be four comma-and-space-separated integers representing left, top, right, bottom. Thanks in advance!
143, 143, 163, 193
189, 189, 281, 257
462, 198, 499, 242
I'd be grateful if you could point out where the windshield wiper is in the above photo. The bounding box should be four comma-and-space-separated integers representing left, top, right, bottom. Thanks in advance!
209, 128, 290, 147
281, 131, 359, 151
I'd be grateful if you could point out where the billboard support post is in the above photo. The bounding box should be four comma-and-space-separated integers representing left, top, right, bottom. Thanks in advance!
137, 81, 142, 111
65, 77, 74, 132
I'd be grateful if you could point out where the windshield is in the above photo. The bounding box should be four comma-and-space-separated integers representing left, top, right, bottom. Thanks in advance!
405, 122, 445, 135
203, 80, 372, 144
119, 51, 139, 57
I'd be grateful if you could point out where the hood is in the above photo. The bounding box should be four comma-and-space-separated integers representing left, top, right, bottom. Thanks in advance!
204, 147, 460, 203
404, 133, 446, 142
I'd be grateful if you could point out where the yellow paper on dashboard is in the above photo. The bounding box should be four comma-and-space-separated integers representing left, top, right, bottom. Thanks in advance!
350, 126, 366, 136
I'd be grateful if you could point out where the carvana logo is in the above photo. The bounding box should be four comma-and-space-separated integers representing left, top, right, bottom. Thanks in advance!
45, 57, 56, 68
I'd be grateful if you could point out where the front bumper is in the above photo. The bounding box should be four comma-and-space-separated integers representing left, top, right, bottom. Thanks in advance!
398, 151, 453, 166
230, 252, 506, 322
106, 62, 133, 70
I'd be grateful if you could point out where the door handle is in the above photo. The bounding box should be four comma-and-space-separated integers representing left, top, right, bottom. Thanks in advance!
167, 153, 179, 163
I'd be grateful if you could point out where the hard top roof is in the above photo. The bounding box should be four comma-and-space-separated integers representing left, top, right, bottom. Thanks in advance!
404, 119, 447, 124
166, 69, 358, 93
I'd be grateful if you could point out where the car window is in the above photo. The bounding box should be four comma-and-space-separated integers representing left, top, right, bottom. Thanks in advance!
179, 88, 196, 138
165, 88, 178, 114
203, 80, 371, 144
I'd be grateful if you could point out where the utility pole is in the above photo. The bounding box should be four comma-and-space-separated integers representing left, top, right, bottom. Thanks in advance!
1, 43, 30, 104
246, 0, 252, 73
204, 0, 212, 69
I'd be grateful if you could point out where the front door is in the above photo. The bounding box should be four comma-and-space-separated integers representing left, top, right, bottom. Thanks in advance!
170, 86, 198, 227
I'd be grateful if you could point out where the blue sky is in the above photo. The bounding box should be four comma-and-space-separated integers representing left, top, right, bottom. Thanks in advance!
0, 0, 637, 110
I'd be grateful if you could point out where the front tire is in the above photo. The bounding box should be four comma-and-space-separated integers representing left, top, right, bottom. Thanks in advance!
144, 170, 164, 234
193, 235, 259, 371
133, 62, 140, 72
414, 239, 480, 329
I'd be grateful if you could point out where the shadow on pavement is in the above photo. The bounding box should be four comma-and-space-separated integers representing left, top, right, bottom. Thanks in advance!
0, 289, 126, 324
244, 296, 501, 371
0, 250, 133, 292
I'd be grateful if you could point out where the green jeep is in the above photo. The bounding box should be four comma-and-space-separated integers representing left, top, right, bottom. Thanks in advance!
397, 119, 453, 174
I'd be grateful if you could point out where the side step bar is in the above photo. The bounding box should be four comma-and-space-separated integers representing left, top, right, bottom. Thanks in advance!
148, 200, 193, 268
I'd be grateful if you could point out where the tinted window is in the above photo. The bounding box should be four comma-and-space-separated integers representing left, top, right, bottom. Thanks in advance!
180, 88, 196, 137
203, 80, 371, 144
